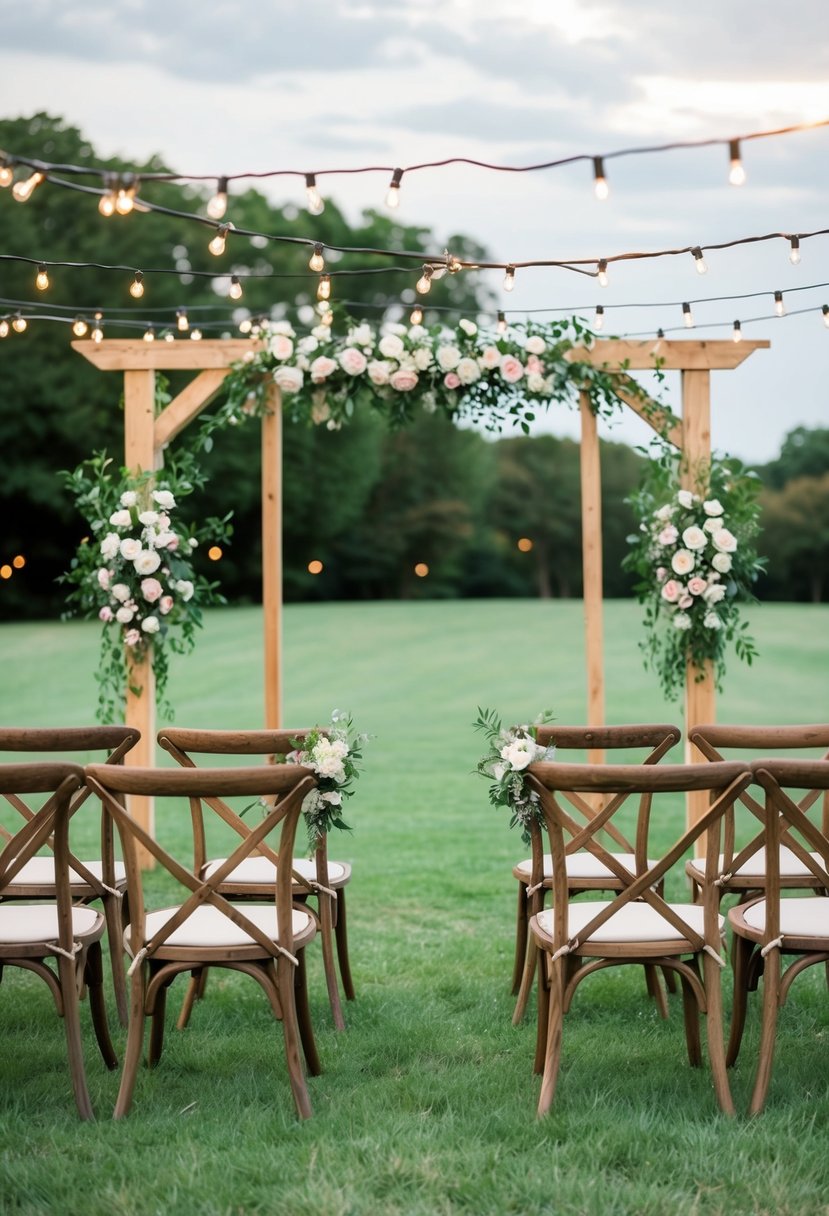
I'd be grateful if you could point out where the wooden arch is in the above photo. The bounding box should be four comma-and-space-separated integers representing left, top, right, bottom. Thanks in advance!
74, 334, 768, 852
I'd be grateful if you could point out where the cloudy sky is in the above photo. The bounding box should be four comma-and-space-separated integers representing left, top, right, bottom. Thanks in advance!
2, 0, 828, 460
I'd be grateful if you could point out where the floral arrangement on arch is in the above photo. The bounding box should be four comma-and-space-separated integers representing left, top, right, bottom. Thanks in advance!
222, 313, 634, 434
474, 707, 556, 843
61, 452, 231, 721
284, 711, 367, 846
624, 445, 765, 700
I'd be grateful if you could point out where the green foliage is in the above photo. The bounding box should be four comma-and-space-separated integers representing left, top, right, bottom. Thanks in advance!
624, 441, 765, 699
474, 705, 556, 842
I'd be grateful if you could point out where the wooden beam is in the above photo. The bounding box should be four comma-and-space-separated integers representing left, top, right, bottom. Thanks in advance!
579, 393, 605, 762
566, 338, 769, 371
611, 376, 682, 449
154, 369, 231, 451
262, 385, 283, 729
124, 370, 159, 474
72, 338, 263, 371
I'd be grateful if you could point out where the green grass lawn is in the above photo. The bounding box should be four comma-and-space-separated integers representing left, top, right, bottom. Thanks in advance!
1, 599, 829, 1215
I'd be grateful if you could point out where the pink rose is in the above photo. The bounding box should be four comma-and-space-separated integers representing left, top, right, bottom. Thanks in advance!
389, 368, 419, 392
687, 576, 707, 596
310, 355, 338, 383
526, 355, 543, 374
99, 605, 114, 622
500, 355, 524, 383
679, 595, 694, 609
443, 372, 461, 390
661, 579, 681, 603
141, 577, 163, 603
269, 334, 294, 361
159, 595, 174, 615
656, 567, 667, 581
124, 629, 141, 647
97, 567, 111, 589
338, 346, 368, 376
658, 525, 679, 545
478, 346, 501, 370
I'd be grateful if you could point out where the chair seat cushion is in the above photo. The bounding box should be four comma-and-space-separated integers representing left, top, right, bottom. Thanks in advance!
202, 856, 349, 886
0, 903, 102, 945
127, 904, 314, 951
515, 853, 656, 882
688, 848, 826, 881
536, 900, 724, 945
740, 896, 829, 939
6, 857, 127, 888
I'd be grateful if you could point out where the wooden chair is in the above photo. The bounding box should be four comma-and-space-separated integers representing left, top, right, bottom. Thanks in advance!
526, 759, 751, 1116
686, 724, 829, 905
157, 727, 355, 1031
0, 762, 118, 1119
0, 726, 141, 1026
85, 762, 321, 1119
511, 723, 681, 1024
728, 758, 829, 1115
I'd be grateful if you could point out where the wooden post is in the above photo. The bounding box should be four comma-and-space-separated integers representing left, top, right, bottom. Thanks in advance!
262, 385, 283, 729
681, 369, 716, 837
579, 392, 605, 762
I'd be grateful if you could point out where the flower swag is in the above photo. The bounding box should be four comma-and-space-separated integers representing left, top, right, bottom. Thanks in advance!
61, 450, 231, 722
623, 442, 765, 700
283, 712, 367, 848
474, 707, 556, 844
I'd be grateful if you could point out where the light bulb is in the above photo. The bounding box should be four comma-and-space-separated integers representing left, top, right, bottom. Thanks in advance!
692, 246, 708, 275
229, 275, 243, 300
206, 177, 228, 220
12, 313, 27, 333
305, 173, 324, 215
594, 305, 605, 331
386, 167, 403, 208
416, 265, 433, 295
497, 310, 507, 334
320, 308, 334, 326
72, 316, 88, 337
35, 264, 49, 291
308, 243, 325, 272
129, 271, 145, 299
208, 224, 229, 256
823, 305, 829, 329
597, 259, 608, 288
12, 170, 44, 202
732, 320, 742, 343
91, 323, 103, 343
0, 161, 13, 188
682, 302, 694, 328
503, 265, 515, 292
0, 319, 9, 338
728, 140, 746, 187
143, 325, 155, 342
774, 290, 785, 317
239, 318, 252, 334
190, 328, 203, 341
115, 177, 137, 215
98, 191, 116, 217
593, 156, 609, 201
176, 309, 189, 332
410, 305, 423, 325
164, 331, 175, 342
317, 274, 331, 301
789, 236, 801, 265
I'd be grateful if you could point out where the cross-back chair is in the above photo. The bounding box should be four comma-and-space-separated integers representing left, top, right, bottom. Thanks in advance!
85, 762, 321, 1119
686, 724, 829, 906
728, 758, 829, 1115
0, 762, 118, 1119
511, 723, 681, 1024
0, 725, 141, 1026
526, 759, 751, 1116
157, 727, 354, 1031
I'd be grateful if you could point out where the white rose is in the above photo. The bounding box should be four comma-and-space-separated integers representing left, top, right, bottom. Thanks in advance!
458, 318, 477, 336
109, 509, 132, 527
347, 324, 373, 347
673, 612, 692, 630
703, 517, 722, 534
141, 615, 160, 634
338, 346, 368, 376
273, 365, 304, 394
527, 372, 546, 392
711, 552, 732, 574
478, 346, 501, 371
378, 333, 405, 359
654, 505, 674, 522
311, 325, 330, 340
138, 510, 159, 526
413, 347, 433, 371
436, 345, 461, 371
364, 360, 390, 386
524, 335, 546, 355
682, 526, 707, 551
269, 334, 294, 361
456, 357, 481, 385
119, 538, 142, 561
676, 490, 695, 509
704, 583, 727, 604
271, 321, 296, 338
310, 355, 338, 382
703, 499, 724, 516
500, 737, 540, 771
712, 529, 738, 553
177, 579, 194, 602
408, 325, 428, 341
133, 549, 161, 575
111, 583, 131, 603
152, 490, 176, 510
120, 491, 137, 508
321, 790, 342, 806
491, 762, 507, 782
100, 532, 121, 560
671, 549, 695, 576
703, 612, 722, 629
115, 605, 134, 624
297, 335, 319, 355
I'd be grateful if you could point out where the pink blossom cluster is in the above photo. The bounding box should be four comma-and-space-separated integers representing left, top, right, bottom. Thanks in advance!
650, 489, 738, 633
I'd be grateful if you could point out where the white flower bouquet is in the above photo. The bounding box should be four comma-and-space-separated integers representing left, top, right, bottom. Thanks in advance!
285, 711, 367, 846
474, 707, 556, 841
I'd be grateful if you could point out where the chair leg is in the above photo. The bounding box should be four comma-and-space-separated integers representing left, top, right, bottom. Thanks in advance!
512, 882, 529, 995
534, 950, 550, 1076
513, 934, 538, 1027
661, 966, 678, 994
319, 892, 345, 1031
537, 956, 564, 1116
113, 970, 148, 1119
147, 981, 168, 1068
334, 888, 356, 1001
726, 935, 754, 1067
644, 964, 669, 1019
680, 969, 702, 1068
276, 958, 312, 1120
85, 941, 118, 1070
295, 949, 322, 1076
176, 968, 206, 1031
702, 952, 735, 1116
749, 945, 781, 1117
103, 894, 129, 1028
58, 954, 95, 1121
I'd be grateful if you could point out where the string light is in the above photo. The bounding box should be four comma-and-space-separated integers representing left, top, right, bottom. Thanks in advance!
656, 328, 665, 339
593, 156, 609, 200
823, 304, 829, 328
732, 319, 742, 342
208, 224, 230, 256
115, 176, 138, 215
789, 236, 801, 265
12, 170, 44, 203
385, 167, 403, 208
497, 310, 507, 334
12, 313, 27, 333
597, 259, 608, 288
129, 271, 145, 299
91, 313, 103, 342
308, 243, 325, 272
190, 327, 203, 340
728, 140, 746, 186
228, 275, 243, 300
72, 316, 88, 337
206, 176, 229, 220
409, 304, 423, 325
503, 265, 516, 292
317, 274, 331, 301
143, 324, 155, 342
692, 246, 708, 275
0, 158, 13, 189
682, 302, 694, 328
35, 264, 49, 291
594, 304, 604, 330
416, 265, 434, 295
321, 307, 334, 326
304, 173, 324, 215
0, 319, 9, 338
239, 318, 252, 334
176, 308, 189, 332
98, 174, 117, 217
774, 290, 785, 317
164, 330, 175, 343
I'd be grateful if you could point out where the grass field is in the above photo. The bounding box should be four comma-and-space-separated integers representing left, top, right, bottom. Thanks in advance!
1, 599, 829, 1215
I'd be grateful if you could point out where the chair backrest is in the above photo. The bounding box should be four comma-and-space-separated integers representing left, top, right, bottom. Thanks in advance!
85, 764, 318, 967
752, 759, 829, 938
526, 760, 751, 952
0, 727, 141, 892
689, 724, 829, 874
